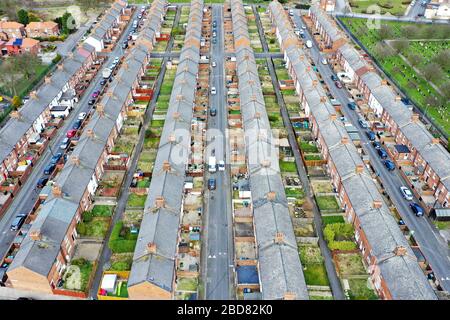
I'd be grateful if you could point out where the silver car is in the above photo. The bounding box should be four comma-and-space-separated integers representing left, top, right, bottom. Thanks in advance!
400, 186, 413, 201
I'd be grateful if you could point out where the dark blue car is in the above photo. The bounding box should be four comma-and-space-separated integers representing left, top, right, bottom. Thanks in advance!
366, 130, 376, 141
377, 148, 388, 159
409, 203, 424, 217
44, 163, 56, 175
347, 102, 357, 110
50, 152, 63, 165
372, 141, 382, 150
383, 160, 395, 171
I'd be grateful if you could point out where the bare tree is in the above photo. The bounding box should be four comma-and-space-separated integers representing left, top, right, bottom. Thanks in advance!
16, 53, 41, 80
401, 25, 419, 39
408, 53, 423, 67
433, 49, 450, 70
378, 24, 394, 40
421, 63, 445, 84
439, 81, 450, 101
391, 38, 409, 54
374, 41, 395, 60
0, 59, 22, 96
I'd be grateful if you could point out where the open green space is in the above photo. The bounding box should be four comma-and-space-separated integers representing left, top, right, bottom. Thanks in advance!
348, 278, 378, 300
126, 193, 147, 208
322, 215, 345, 226
279, 160, 298, 173
108, 221, 138, 254
348, 0, 410, 15
315, 195, 340, 211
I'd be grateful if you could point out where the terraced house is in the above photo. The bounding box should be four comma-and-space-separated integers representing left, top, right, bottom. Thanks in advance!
0, 43, 96, 185
4, 3, 166, 294
127, 0, 203, 300
84, 0, 129, 52
308, 4, 450, 212
231, 0, 309, 300
268, 0, 437, 300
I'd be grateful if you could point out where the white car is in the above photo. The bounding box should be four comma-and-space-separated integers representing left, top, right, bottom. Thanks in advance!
400, 186, 414, 201
212, 61, 216, 67
114, 57, 120, 63
78, 112, 87, 120
211, 87, 216, 95
218, 160, 225, 171
301, 25, 306, 30
321, 58, 328, 65
305, 40, 312, 48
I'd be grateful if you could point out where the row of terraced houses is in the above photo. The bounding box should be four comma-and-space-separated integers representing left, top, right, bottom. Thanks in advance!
268, 0, 437, 300
3, 0, 167, 295
308, 4, 450, 213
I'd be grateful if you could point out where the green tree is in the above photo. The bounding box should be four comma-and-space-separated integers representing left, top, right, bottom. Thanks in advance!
16, 53, 41, 80
421, 63, 444, 84
11, 95, 22, 109
439, 81, 450, 101
17, 9, 29, 25
373, 41, 395, 60
433, 49, 450, 70
378, 24, 394, 40
408, 53, 422, 67
391, 38, 409, 54
0, 59, 22, 96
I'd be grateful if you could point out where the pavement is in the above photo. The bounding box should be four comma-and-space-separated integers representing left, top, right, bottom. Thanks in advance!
252, 5, 346, 300
0, 10, 140, 277
88, 7, 182, 298
405, 0, 428, 17
203, 4, 234, 300
294, 9, 450, 293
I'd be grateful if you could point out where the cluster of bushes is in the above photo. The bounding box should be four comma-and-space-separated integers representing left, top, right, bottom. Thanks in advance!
294, 4, 311, 10
108, 221, 138, 253
324, 223, 357, 251
33, 35, 68, 42
377, 0, 394, 9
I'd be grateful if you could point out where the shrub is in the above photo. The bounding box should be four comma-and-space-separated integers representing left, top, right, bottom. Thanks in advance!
328, 241, 357, 251
110, 260, 132, 271
109, 239, 137, 253
76, 223, 87, 235
83, 211, 93, 223
52, 54, 62, 64
268, 114, 279, 122
11, 96, 22, 109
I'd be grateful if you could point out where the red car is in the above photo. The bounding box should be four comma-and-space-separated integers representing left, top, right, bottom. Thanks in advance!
91, 90, 100, 98
334, 81, 343, 89
66, 129, 77, 138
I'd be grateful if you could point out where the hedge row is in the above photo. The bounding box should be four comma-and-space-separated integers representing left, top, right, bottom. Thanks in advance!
108, 221, 137, 254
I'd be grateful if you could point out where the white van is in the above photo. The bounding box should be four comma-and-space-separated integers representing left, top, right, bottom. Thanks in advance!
306, 40, 312, 48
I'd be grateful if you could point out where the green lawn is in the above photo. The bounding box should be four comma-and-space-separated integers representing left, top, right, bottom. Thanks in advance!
279, 160, 297, 173
349, 0, 410, 16
109, 253, 133, 271
285, 187, 305, 199
76, 217, 110, 239
348, 278, 378, 300
315, 195, 340, 211
176, 278, 198, 292
435, 220, 450, 230
91, 205, 115, 217
335, 253, 367, 276
68, 258, 93, 293
127, 193, 147, 208
303, 263, 330, 286
322, 215, 345, 226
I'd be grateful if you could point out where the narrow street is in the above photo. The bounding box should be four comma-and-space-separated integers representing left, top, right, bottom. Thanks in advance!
203, 4, 234, 300
252, 4, 346, 301
0, 9, 141, 263
293, 10, 450, 292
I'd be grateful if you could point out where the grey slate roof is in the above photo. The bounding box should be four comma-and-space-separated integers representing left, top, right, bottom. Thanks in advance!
269, 0, 436, 300
232, 0, 309, 300
128, 0, 200, 294
309, 4, 343, 43
6, 2, 168, 278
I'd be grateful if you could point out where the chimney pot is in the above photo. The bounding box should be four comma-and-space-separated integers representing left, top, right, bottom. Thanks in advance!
162, 160, 171, 172
52, 185, 62, 197
394, 246, 407, 256
168, 134, 176, 143
147, 242, 157, 254
395, 95, 401, 102
57, 63, 64, 70
330, 113, 337, 121
372, 199, 382, 209
44, 76, 51, 84
431, 138, 440, 145
341, 136, 349, 144
275, 232, 284, 243
29, 230, 41, 241
87, 129, 94, 138
261, 159, 271, 167
356, 164, 364, 174
10, 111, 21, 119
283, 292, 296, 300
381, 79, 388, 86
30, 91, 38, 99
71, 155, 80, 166
155, 196, 165, 208
411, 113, 419, 122
267, 191, 276, 201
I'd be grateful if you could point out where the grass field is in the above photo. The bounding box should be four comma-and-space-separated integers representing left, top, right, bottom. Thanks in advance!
341, 17, 450, 137
349, 0, 410, 16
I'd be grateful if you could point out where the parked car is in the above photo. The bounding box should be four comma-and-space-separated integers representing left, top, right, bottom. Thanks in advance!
358, 118, 368, 128
213, 21, 217, 27
208, 178, 216, 190
300, 33, 305, 38
72, 119, 82, 130
347, 102, 357, 110
212, 61, 216, 67
321, 58, 328, 65
78, 112, 87, 120
212, 38, 217, 44
366, 130, 376, 141
66, 129, 77, 138
410, 202, 424, 217
211, 87, 216, 95
212, 31, 217, 37
122, 42, 128, 49
50, 153, 63, 165
60, 137, 70, 150
331, 74, 339, 81
100, 79, 107, 86
383, 159, 395, 171
210, 107, 216, 116
372, 141, 382, 150
88, 99, 96, 105
218, 160, 225, 171
301, 25, 306, 30
377, 148, 388, 159
305, 40, 312, 48
400, 186, 414, 201
334, 81, 343, 89
43, 163, 56, 175
91, 90, 100, 99
36, 177, 49, 188
10, 214, 27, 231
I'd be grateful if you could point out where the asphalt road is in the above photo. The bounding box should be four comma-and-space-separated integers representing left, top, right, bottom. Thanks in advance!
0, 10, 140, 265
405, 0, 428, 17
203, 4, 234, 300
294, 10, 450, 293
